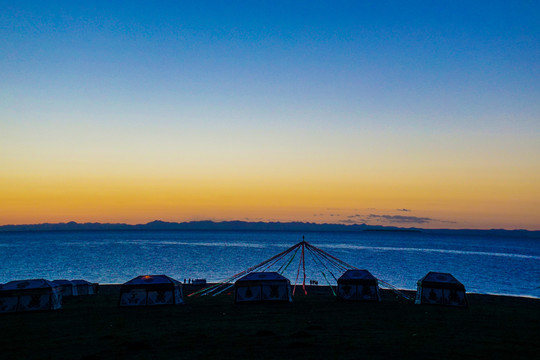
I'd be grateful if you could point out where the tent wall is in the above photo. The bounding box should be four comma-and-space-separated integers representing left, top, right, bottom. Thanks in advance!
235, 281, 292, 303
416, 285, 467, 307
236, 285, 262, 302
174, 287, 183, 305
62, 285, 77, 297
120, 289, 147, 306
53, 282, 77, 297
147, 290, 174, 305
119, 284, 183, 307
0, 296, 19, 313
75, 285, 91, 295
261, 283, 289, 301
0, 288, 62, 313
337, 284, 380, 301
73, 283, 95, 295
50, 289, 62, 309
444, 288, 467, 306
18, 294, 51, 311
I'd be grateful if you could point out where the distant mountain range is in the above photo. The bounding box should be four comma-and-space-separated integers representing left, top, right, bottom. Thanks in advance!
0, 220, 538, 238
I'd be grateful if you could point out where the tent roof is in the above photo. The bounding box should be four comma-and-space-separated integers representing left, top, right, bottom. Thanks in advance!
1, 279, 58, 291
418, 272, 465, 289
338, 269, 377, 281
53, 280, 74, 286
123, 275, 180, 286
236, 272, 289, 283
71, 279, 93, 285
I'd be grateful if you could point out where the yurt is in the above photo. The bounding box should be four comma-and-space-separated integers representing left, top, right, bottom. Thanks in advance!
53, 280, 78, 297
337, 269, 381, 302
71, 280, 97, 295
415, 272, 468, 307
235, 272, 293, 303
0, 279, 62, 313
119, 275, 183, 307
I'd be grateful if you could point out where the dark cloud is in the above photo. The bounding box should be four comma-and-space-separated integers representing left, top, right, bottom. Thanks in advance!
367, 214, 433, 224
439, 219, 458, 224
334, 211, 455, 226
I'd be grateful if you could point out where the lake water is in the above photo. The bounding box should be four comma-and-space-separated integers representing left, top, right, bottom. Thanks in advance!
0, 230, 539, 298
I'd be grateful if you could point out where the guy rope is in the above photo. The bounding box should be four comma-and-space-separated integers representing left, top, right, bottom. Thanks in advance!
188, 236, 412, 301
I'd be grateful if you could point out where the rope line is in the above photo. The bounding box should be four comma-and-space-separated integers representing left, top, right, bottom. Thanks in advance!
304, 245, 337, 296
292, 243, 304, 295
278, 246, 299, 274
301, 243, 307, 294
306, 244, 349, 272
305, 245, 340, 283
189, 242, 300, 297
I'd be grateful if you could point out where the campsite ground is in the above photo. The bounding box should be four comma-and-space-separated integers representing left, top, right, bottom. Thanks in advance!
1, 285, 539, 359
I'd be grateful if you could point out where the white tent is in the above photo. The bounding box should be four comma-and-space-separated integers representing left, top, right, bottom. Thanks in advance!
0, 279, 62, 313
337, 269, 381, 302
415, 272, 468, 307
119, 275, 183, 307
71, 279, 97, 295
235, 272, 293, 303
53, 280, 78, 297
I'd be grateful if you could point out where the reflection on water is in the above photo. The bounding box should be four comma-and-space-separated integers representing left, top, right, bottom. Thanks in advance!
317, 243, 540, 260
117, 240, 268, 248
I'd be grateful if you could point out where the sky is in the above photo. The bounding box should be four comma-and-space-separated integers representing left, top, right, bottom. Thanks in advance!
1, 1, 539, 230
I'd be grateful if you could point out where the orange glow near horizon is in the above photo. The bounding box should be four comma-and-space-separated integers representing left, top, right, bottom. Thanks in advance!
1, 167, 538, 229
2, 109, 538, 231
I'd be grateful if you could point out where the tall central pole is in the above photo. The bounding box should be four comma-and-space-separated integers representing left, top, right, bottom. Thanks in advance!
301, 238, 307, 294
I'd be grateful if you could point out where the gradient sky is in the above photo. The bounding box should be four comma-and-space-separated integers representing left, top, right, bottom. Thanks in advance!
1, 1, 539, 229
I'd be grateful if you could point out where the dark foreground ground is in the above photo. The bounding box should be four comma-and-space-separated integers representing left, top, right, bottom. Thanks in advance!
1, 285, 539, 360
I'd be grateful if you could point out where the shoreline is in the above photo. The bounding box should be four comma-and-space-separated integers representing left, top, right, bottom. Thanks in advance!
98, 283, 540, 300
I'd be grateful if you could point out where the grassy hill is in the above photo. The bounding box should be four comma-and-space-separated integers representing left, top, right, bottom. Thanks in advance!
1, 285, 539, 359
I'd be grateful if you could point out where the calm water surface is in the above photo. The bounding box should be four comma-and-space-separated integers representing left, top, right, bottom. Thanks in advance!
0, 231, 538, 298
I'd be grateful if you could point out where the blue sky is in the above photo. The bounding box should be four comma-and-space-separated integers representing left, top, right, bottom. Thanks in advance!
1, 1, 539, 229
3, 1, 539, 123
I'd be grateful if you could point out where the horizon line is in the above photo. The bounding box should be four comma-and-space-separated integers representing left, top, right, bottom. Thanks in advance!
0, 219, 538, 233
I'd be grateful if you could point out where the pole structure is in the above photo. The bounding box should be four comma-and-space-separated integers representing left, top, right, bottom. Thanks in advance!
301, 239, 307, 294
189, 240, 302, 297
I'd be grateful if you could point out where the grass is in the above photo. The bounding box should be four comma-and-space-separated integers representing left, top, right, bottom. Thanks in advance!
1, 285, 539, 359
